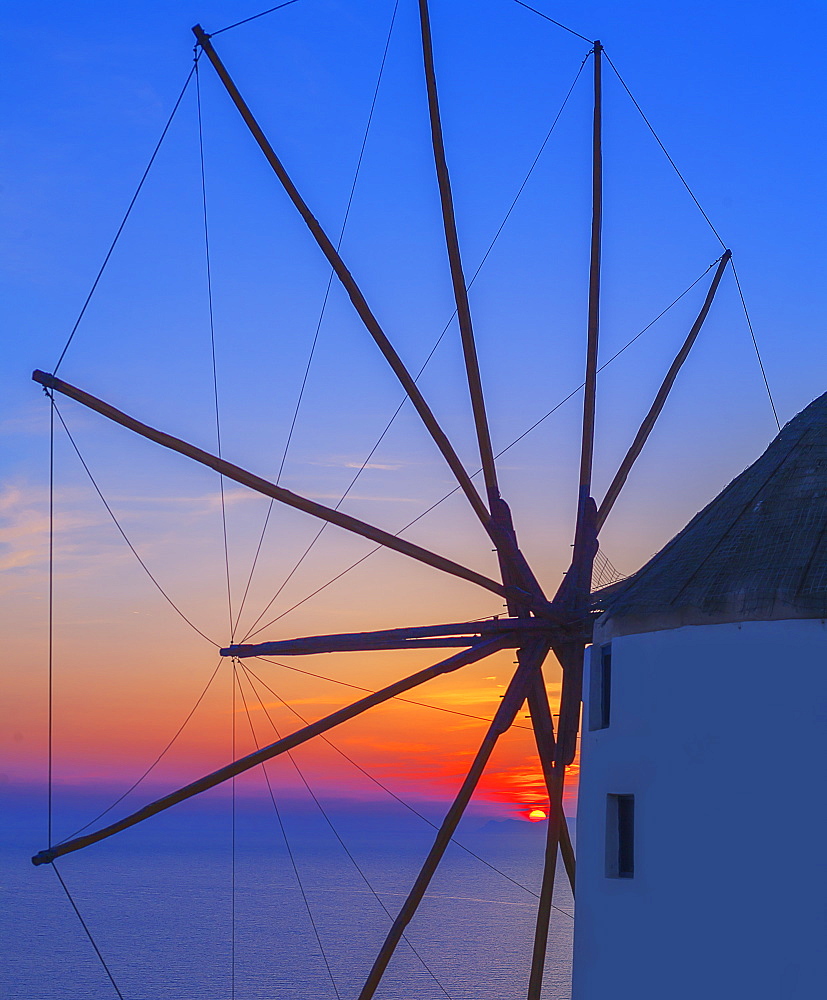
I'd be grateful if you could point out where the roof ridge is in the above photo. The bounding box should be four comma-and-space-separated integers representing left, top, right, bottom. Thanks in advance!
598, 391, 827, 630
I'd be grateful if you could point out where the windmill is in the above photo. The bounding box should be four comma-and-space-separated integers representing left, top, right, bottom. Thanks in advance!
29, 3, 741, 997
574, 390, 827, 999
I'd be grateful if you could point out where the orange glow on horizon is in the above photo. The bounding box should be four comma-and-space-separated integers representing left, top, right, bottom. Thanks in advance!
5, 579, 581, 818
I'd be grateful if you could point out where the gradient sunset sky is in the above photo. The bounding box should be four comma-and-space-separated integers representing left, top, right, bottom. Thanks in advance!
2, 0, 825, 840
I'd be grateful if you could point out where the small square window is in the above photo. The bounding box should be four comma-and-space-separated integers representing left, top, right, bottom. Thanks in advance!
606, 793, 634, 878
589, 643, 612, 730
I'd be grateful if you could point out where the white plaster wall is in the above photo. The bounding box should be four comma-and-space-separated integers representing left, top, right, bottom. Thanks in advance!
572, 618, 827, 1000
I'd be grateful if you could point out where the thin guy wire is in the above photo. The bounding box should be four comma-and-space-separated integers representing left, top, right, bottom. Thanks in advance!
241, 54, 589, 642
52, 405, 218, 646
729, 260, 781, 431
603, 51, 727, 250
52, 865, 125, 999
53, 66, 195, 374
57, 658, 224, 844
196, 59, 235, 639
231, 661, 237, 1000
48, 395, 55, 848
233, 0, 401, 637
243, 663, 573, 918
238, 664, 453, 996
490, 257, 723, 456
463, 50, 590, 282
243, 258, 717, 639
241, 492, 471, 636
512, 0, 594, 44
254, 655, 533, 730
234, 666, 341, 999
211, 0, 300, 36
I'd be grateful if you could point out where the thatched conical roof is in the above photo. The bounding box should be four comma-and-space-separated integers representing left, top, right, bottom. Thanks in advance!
596, 392, 827, 636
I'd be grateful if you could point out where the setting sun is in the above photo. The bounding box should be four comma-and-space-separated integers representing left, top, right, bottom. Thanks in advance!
528, 809, 547, 822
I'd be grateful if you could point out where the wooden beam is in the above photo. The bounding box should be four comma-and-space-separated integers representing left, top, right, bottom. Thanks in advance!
31, 638, 508, 866
528, 759, 568, 1000
577, 41, 602, 511
357, 641, 550, 1000
191, 25, 493, 532
32, 369, 510, 601
527, 675, 575, 891
595, 249, 731, 532
561, 40, 603, 621
543, 52, 604, 855
526, 676, 575, 1000
418, 0, 499, 505
239, 637, 495, 651
223, 616, 557, 657
551, 640, 585, 768
478, 413, 577, 1000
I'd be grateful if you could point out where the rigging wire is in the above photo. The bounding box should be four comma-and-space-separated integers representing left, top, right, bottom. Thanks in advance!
459, 49, 591, 285
512, 0, 594, 44
53, 65, 196, 375
47, 394, 55, 849
51, 404, 218, 646
58, 659, 225, 844
240, 51, 590, 643
233, 0, 401, 638
196, 56, 235, 638
729, 260, 781, 431
243, 662, 574, 918
488, 256, 723, 457
52, 865, 126, 999
197, 55, 239, 993
254, 655, 533, 731
602, 51, 727, 251
233, 666, 342, 999
242, 257, 719, 640
210, 0, 301, 36
237, 663, 454, 996
600, 49, 778, 434
231, 661, 237, 1000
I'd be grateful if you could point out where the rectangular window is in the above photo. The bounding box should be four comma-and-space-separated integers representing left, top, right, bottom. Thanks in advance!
588, 643, 612, 730
606, 793, 635, 878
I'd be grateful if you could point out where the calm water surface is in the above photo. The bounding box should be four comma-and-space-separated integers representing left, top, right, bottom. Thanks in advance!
2, 800, 573, 999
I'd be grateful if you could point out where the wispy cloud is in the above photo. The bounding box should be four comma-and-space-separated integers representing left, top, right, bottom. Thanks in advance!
307, 455, 405, 472
108, 487, 258, 512
343, 461, 401, 471
0, 480, 255, 593
0, 483, 104, 577
306, 492, 419, 504
0, 406, 50, 437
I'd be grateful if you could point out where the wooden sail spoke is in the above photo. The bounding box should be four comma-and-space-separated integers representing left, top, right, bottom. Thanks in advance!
418, 0, 500, 505
528, 759, 569, 1000
576, 41, 603, 524
357, 640, 550, 1000
527, 674, 575, 890
31, 638, 509, 867
559, 41, 603, 631
223, 616, 559, 657
32, 370, 510, 601
192, 25, 494, 533
551, 640, 585, 769
595, 249, 732, 532
526, 674, 575, 1000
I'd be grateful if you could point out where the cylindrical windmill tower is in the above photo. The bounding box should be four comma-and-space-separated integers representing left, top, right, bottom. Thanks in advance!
573, 391, 827, 999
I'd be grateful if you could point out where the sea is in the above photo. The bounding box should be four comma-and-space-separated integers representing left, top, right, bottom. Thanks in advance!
2, 792, 574, 1000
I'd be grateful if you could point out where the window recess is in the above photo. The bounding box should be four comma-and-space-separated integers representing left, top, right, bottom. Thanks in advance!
606, 793, 635, 878
588, 643, 612, 731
